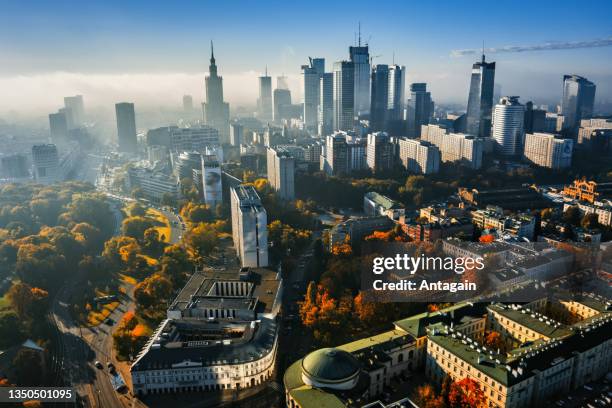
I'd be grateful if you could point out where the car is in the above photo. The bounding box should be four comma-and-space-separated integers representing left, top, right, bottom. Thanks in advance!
94, 361, 103, 369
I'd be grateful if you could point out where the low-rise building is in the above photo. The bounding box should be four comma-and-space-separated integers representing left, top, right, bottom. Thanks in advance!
363, 192, 405, 221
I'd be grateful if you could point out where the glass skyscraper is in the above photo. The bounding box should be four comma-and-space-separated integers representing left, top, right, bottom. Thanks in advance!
561, 74, 596, 133
302, 58, 325, 132
369, 64, 389, 132
349, 43, 370, 116
465, 54, 496, 138
333, 61, 355, 131
406, 83, 432, 138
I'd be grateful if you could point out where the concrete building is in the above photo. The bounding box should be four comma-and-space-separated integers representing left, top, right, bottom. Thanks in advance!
492, 96, 524, 156
115, 102, 137, 153
49, 111, 69, 142
421, 124, 483, 169
366, 132, 393, 173
266, 147, 295, 200
333, 61, 355, 131
523, 133, 573, 169
127, 163, 180, 203
230, 122, 244, 146
363, 192, 405, 221
321, 133, 349, 176
328, 216, 394, 249
397, 138, 440, 174
230, 185, 269, 268
182, 94, 193, 114
63, 95, 85, 128
273, 88, 292, 123
147, 145, 168, 164
132, 265, 281, 397
318, 72, 334, 136
203, 42, 230, 144
0, 154, 29, 181
169, 126, 220, 153
471, 205, 536, 240
32, 143, 78, 185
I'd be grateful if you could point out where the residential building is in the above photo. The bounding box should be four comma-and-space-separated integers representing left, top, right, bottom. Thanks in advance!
266, 146, 295, 200
321, 132, 349, 175
366, 132, 393, 173
32, 143, 78, 184
471, 205, 536, 240
492, 96, 524, 156
115, 102, 137, 153
230, 185, 269, 268
523, 132, 573, 169
397, 138, 440, 174
465, 54, 496, 137
421, 124, 483, 169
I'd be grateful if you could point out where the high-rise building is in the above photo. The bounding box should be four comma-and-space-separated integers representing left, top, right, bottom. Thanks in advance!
32, 144, 60, 184
169, 126, 219, 153
465, 54, 496, 137
366, 132, 394, 173
63, 95, 84, 128
230, 122, 244, 146
182, 95, 193, 113
302, 58, 325, 132
322, 133, 349, 175
398, 138, 440, 174
421, 124, 484, 169
347, 139, 367, 172
370, 64, 389, 132
333, 61, 355, 131
1, 154, 29, 180
203, 42, 230, 144
523, 132, 573, 169
49, 111, 69, 142
492, 96, 525, 156
258, 70, 273, 123
318, 72, 334, 136
561, 75, 596, 132
349, 37, 370, 115
230, 185, 269, 268
266, 147, 295, 200
115, 102, 137, 153
273, 88, 292, 123
524, 101, 546, 134
406, 83, 432, 138
387, 65, 405, 123
276, 75, 289, 90
202, 155, 222, 208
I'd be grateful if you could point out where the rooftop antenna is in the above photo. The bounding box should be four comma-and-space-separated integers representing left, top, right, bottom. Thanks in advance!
265, 65, 268, 77
482, 40, 486, 63
358, 21, 362, 47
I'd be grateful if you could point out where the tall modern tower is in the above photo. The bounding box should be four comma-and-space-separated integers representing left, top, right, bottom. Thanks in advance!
387, 64, 406, 123
561, 75, 596, 133
63, 95, 85, 128
333, 61, 355, 131
115, 102, 137, 153
49, 111, 69, 142
406, 83, 432, 138
203, 41, 230, 144
349, 27, 370, 116
302, 58, 325, 132
492, 96, 524, 156
318, 73, 334, 136
258, 69, 273, 123
273, 88, 292, 123
370, 64, 389, 132
465, 53, 496, 138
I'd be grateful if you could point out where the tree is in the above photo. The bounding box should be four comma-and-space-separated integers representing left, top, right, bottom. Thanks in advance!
581, 213, 599, 230
127, 202, 147, 217
562, 206, 581, 226
448, 378, 486, 408
6, 282, 34, 319
0, 312, 25, 348
121, 216, 154, 240
416, 384, 447, 408
143, 227, 161, 253
484, 331, 504, 351
12, 348, 43, 386
134, 274, 172, 310
184, 223, 218, 257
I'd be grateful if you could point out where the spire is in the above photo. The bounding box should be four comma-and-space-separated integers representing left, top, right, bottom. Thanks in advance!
358, 21, 361, 47
481, 40, 485, 63
210, 40, 216, 65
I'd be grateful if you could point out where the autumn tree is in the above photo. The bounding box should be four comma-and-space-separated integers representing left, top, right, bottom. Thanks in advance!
484, 331, 505, 352
121, 216, 154, 241
448, 378, 486, 408
416, 384, 447, 408
184, 223, 218, 257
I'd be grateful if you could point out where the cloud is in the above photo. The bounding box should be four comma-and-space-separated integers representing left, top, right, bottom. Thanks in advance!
451, 37, 612, 57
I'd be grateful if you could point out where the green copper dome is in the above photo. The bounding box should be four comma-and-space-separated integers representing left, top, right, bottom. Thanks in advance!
301, 348, 360, 383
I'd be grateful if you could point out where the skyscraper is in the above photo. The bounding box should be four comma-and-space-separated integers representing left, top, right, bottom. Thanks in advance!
32, 144, 60, 184
465, 53, 496, 137
115, 102, 137, 153
183, 95, 194, 113
370, 64, 389, 132
561, 75, 596, 133
273, 88, 292, 123
230, 185, 269, 268
406, 83, 432, 138
258, 70, 273, 123
318, 72, 334, 136
302, 58, 325, 131
349, 31, 370, 115
366, 132, 394, 173
49, 111, 69, 142
203, 41, 230, 144
322, 133, 348, 175
387, 65, 406, 124
266, 147, 295, 200
63, 95, 84, 128
230, 122, 244, 146
333, 61, 355, 131
492, 96, 525, 156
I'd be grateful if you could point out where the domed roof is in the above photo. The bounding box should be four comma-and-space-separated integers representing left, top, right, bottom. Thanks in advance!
301, 348, 360, 383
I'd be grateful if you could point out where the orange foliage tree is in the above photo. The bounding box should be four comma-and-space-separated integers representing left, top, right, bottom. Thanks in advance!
448, 378, 486, 408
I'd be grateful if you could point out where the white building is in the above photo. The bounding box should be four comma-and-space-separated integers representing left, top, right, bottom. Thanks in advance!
266, 147, 295, 201
363, 191, 405, 221
492, 96, 524, 156
397, 138, 440, 174
230, 185, 269, 268
32, 143, 79, 185
523, 132, 573, 169
170, 126, 220, 153
421, 124, 483, 169
302, 58, 325, 132
127, 164, 180, 203
366, 132, 394, 173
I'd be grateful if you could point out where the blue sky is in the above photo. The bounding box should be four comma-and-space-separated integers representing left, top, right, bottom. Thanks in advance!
1, 0, 611, 112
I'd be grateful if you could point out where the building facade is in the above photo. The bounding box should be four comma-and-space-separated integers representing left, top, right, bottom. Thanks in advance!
523, 132, 573, 169
492, 96, 524, 156
230, 185, 269, 268
266, 147, 295, 201
115, 102, 137, 153
465, 54, 496, 138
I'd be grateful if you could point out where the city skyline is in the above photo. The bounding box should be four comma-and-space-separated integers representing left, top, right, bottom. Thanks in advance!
1, 0, 612, 116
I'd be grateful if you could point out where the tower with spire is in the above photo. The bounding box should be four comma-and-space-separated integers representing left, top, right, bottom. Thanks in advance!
203, 41, 230, 143
465, 45, 496, 138
349, 22, 371, 116
258, 67, 273, 123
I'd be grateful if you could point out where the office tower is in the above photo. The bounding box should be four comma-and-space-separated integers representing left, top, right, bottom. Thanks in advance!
302, 58, 325, 132
366, 132, 394, 173
561, 75, 596, 132
183, 95, 194, 113
115, 102, 137, 153
333, 61, 355, 131
387, 65, 405, 122
63, 95, 84, 128
230, 122, 244, 146
202, 155, 222, 208
349, 34, 370, 115
524, 101, 546, 134
32, 144, 60, 184
49, 111, 69, 142
1, 154, 29, 179
273, 88, 292, 122
406, 83, 432, 138
230, 185, 269, 267
169, 126, 219, 153
465, 53, 496, 137
277, 75, 289, 90
492, 96, 525, 156
421, 124, 484, 169
318, 72, 334, 136
398, 138, 440, 174
266, 147, 295, 200
258, 70, 273, 123
370, 65, 389, 132
322, 133, 349, 175
203, 42, 230, 144
523, 132, 573, 169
